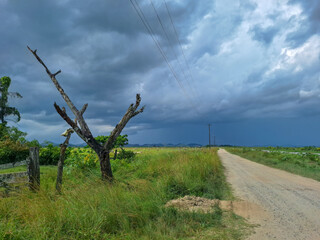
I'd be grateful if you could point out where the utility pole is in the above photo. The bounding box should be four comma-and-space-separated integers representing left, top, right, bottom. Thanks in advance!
208, 124, 211, 146
214, 135, 216, 146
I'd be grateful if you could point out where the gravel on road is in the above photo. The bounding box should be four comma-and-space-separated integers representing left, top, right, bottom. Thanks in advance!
218, 149, 320, 240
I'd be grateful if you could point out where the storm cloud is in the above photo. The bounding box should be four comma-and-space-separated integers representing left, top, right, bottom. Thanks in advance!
0, 0, 319, 146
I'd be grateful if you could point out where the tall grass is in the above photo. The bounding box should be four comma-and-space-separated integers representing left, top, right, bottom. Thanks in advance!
0, 148, 249, 239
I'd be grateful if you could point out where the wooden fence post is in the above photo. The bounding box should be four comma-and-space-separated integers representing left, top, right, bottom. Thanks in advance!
28, 147, 40, 191
56, 128, 73, 194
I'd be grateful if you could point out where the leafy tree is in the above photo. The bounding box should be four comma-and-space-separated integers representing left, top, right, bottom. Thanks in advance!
95, 134, 128, 148
0, 138, 28, 164
26, 139, 41, 148
0, 76, 22, 125
0, 124, 27, 142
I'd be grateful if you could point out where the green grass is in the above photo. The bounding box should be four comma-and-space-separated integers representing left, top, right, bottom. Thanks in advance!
0, 165, 27, 174
0, 148, 251, 239
227, 147, 320, 181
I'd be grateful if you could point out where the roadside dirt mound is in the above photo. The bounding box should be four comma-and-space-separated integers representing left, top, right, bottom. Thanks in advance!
165, 195, 266, 220
165, 195, 219, 213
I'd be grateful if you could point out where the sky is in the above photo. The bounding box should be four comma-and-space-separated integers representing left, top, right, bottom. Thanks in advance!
0, 0, 320, 146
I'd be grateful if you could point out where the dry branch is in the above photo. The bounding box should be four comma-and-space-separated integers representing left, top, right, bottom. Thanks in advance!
28, 46, 144, 180
27, 46, 93, 140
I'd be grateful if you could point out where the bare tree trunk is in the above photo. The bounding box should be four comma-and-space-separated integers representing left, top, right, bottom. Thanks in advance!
99, 150, 113, 181
56, 129, 73, 193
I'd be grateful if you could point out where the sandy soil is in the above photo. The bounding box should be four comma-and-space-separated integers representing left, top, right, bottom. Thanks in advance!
165, 195, 265, 219
218, 149, 320, 240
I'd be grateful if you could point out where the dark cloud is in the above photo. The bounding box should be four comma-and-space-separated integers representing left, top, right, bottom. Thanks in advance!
0, 0, 319, 146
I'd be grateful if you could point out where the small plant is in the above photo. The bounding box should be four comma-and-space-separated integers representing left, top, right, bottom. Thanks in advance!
65, 148, 98, 170
117, 148, 136, 160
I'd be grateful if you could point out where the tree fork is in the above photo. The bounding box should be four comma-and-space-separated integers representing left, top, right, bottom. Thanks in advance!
28, 46, 145, 181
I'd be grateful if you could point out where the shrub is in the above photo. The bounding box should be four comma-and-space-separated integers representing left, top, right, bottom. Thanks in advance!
65, 148, 98, 170
117, 149, 135, 160
0, 138, 28, 164
305, 153, 319, 162
39, 144, 70, 165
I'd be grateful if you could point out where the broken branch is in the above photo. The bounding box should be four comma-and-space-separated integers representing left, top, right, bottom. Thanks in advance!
103, 94, 145, 150
28, 46, 94, 141
54, 102, 83, 137
80, 103, 88, 115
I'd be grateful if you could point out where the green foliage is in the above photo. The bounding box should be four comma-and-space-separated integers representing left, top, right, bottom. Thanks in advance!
0, 125, 32, 164
26, 139, 41, 148
39, 143, 70, 166
0, 148, 251, 239
0, 138, 28, 164
94, 134, 128, 148
117, 148, 135, 160
0, 125, 27, 142
65, 148, 98, 170
0, 76, 22, 125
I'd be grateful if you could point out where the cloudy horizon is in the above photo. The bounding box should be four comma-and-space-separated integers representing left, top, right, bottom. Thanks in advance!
1, 0, 320, 146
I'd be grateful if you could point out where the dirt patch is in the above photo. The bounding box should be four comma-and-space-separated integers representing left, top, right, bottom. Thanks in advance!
165, 195, 219, 213
165, 195, 266, 221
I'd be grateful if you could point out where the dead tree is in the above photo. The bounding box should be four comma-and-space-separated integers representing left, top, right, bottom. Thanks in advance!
27, 46, 145, 181
56, 128, 74, 193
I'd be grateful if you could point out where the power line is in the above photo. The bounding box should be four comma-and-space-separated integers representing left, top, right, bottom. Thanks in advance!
148, 0, 196, 100
129, 0, 198, 110
130, 0, 187, 96
162, 0, 200, 97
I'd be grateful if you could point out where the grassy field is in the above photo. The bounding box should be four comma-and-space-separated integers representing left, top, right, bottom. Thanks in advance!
0, 148, 251, 240
252, 146, 320, 154
226, 147, 320, 181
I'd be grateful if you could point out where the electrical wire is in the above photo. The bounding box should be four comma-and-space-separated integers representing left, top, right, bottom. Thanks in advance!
129, 0, 199, 111
148, 0, 197, 100
162, 0, 200, 97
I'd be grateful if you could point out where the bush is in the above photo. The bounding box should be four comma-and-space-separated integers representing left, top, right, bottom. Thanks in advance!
39, 144, 70, 165
0, 139, 28, 164
65, 148, 98, 170
117, 149, 135, 160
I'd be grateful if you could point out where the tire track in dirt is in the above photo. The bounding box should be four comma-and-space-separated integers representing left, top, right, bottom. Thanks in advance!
218, 149, 320, 240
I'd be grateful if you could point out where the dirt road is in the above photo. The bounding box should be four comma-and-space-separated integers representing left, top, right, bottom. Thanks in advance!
218, 149, 320, 240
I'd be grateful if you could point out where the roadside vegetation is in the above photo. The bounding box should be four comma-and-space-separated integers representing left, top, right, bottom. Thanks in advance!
0, 148, 251, 240
227, 147, 320, 181
0, 76, 252, 239
251, 146, 320, 154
